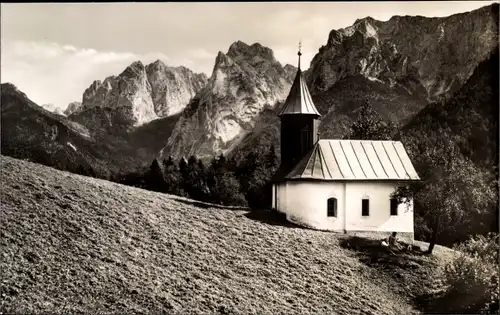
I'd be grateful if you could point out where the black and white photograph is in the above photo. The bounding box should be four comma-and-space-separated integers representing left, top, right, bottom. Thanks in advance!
0, 1, 499, 314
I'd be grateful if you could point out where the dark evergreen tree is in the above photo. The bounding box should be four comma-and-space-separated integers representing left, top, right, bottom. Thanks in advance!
348, 99, 396, 140
162, 157, 182, 196
145, 158, 166, 193
206, 155, 246, 206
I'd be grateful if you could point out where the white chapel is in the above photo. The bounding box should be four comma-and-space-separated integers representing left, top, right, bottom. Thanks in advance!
271, 46, 420, 240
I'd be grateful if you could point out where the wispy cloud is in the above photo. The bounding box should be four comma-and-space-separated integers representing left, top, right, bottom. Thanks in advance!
1, 40, 184, 109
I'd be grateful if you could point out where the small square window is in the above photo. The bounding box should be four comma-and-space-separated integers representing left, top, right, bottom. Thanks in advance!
362, 199, 369, 216
390, 198, 398, 216
327, 198, 337, 217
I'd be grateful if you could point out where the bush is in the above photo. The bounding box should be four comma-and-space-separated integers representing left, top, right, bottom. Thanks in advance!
210, 173, 247, 207
444, 233, 499, 313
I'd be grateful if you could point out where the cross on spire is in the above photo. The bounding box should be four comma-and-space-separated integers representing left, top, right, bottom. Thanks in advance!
298, 40, 302, 69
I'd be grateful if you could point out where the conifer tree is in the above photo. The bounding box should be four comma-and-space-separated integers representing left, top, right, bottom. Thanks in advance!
145, 158, 166, 193
348, 99, 396, 140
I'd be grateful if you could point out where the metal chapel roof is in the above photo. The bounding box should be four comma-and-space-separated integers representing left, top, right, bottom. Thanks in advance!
278, 43, 321, 117
285, 139, 420, 181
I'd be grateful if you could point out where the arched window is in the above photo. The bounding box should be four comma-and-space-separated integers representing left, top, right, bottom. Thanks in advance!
327, 198, 337, 217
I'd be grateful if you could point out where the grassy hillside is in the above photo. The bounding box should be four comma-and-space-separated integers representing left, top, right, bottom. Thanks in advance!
1, 155, 454, 314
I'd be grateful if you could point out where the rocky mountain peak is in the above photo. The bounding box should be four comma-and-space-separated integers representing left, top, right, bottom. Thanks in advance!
40, 103, 64, 115
213, 51, 235, 70
119, 60, 147, 80
146, 60, 208, 117
227, 41, 276, 62
354, 16, 376, 25
160, 42, 294, 160
77, 58, 207, 128
148, 59, 167, 71
227, 40, 250, 56
64, 101, 83, 116
283, 64, 298, 82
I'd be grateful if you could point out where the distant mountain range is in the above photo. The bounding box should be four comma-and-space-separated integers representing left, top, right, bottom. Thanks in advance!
1, 3, 498, 177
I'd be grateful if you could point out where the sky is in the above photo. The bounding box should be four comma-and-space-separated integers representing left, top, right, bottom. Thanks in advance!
1, 1, 496, 109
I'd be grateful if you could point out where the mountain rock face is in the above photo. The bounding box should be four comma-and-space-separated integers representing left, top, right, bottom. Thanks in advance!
159, 41, 296, 160
64, 101, 82, 116
307, 4, 499, 102
41, 103, 65, 116
79, 60, 207, 128
146, 61, 208, 117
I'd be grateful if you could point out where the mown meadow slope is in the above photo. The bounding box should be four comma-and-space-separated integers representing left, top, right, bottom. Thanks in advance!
0, 155, 453, 314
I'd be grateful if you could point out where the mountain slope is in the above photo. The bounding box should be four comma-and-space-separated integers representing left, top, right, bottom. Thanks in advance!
0, 83, 180, 177
0, 83, 111, 177
401, 46, 499, 171
308, 3, 498, 138
1, 155, 454, 314
159, 41, 296, 160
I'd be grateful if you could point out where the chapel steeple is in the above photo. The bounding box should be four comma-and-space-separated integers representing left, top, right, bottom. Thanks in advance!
277, 42, 321, 170
278, 43, 321, 117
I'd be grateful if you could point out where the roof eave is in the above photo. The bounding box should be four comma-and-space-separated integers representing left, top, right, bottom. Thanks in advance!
283, 177, 420, 182
278, 112, 321, 118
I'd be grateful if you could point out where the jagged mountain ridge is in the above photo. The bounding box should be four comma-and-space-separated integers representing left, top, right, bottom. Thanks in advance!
228, 4, 499, 162
159, 41, 297, 160
79, 60, 207, 128
307, 3, 499, 101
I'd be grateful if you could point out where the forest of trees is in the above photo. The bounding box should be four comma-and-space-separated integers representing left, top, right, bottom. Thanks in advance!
112, 144, 279, 210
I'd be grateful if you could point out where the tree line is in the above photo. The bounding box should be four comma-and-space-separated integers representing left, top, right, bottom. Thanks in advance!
113, 145, 279, 209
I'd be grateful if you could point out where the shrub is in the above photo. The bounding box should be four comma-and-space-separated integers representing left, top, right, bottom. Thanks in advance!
444, 233, 499, 313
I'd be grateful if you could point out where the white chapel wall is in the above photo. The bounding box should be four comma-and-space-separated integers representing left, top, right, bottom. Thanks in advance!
280, 181, 345, 231
344, 181, 414, 233
276, 183, 287, 212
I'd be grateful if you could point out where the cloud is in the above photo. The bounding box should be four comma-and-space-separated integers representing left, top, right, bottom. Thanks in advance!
0, 40, 182, 109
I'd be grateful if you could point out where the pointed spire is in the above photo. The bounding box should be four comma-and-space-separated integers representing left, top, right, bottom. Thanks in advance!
298, 40, 302, 70
278, 42, 321, 117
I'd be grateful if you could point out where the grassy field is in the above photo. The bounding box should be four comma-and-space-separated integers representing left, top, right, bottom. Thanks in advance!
0, 155, 454, 314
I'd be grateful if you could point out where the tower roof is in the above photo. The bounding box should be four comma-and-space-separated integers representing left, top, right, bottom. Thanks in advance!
285, 139, 420, 181
278, 44, 321, 117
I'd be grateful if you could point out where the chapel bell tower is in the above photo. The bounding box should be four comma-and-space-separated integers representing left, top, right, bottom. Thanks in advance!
278, 42, 321, 170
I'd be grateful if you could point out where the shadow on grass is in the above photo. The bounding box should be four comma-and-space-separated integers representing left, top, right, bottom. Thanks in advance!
170, 197, 248, 211
170, 197, 307, 229
243, 209, 307, 229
